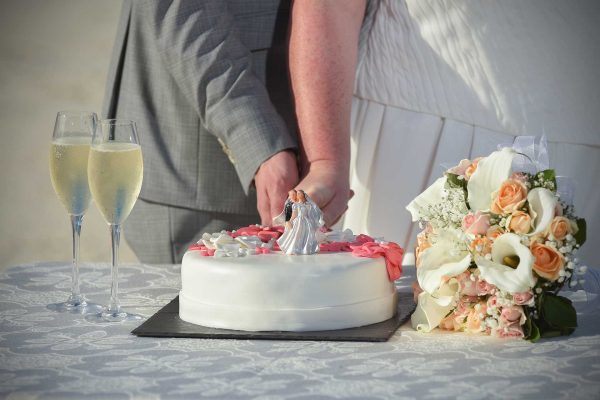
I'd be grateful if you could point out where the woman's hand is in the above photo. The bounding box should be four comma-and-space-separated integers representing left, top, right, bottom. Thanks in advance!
297, 160, 353, 227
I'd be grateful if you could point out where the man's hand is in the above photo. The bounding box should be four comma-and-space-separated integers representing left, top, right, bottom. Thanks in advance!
297, 160, 353, 227
255, 150, 299, 225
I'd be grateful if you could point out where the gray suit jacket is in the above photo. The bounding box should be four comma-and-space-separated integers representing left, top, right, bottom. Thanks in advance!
103, 0, 297, 215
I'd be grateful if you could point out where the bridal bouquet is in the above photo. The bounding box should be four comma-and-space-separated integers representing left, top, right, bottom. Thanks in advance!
407, 137, 586, 341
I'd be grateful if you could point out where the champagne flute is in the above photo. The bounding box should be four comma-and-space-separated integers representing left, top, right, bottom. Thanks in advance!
87, 119, 144, 323
48, 111, 102, 313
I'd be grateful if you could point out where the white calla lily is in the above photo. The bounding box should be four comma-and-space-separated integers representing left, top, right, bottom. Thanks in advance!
411, 229, 471, 332
417, 229, 471, 294
476, 233, 536, 293
467, 147, 516, 212
527, 188, 557, 235
406, 177, 447, 222
411, 280, 460, 332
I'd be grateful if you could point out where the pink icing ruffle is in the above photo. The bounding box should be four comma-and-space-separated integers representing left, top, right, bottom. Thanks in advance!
187, 243, 215, 257
350, 241, 404, 281
230, 225, 285, 242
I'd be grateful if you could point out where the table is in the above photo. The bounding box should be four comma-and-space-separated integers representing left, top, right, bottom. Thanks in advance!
1, 262, 599, 399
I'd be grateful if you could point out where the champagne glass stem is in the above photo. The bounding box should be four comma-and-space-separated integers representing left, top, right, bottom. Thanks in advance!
69, 214, 84, 305
107, 224, 121, 314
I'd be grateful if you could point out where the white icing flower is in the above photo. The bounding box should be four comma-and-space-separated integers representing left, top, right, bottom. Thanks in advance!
235, 235, 263, 249
323, 228, 355, 243
467, 147, 516, 212
475, 233, 536, 293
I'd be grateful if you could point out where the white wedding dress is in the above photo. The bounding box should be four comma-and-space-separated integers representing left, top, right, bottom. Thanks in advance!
343, 0, 600, 264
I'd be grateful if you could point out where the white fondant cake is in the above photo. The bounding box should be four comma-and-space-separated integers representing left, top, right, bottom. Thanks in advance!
179, 250, 398, 332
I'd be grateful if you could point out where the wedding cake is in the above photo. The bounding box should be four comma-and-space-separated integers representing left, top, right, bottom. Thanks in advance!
179, 223, 403, 332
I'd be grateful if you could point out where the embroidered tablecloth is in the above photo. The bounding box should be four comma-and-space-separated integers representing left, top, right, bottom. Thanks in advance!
1, 262, 599, 399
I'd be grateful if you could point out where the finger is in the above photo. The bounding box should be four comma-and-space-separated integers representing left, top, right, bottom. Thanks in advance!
257, 187, 271, 226
302, 184, 334, 210
269, 187, 289, 225
322, 194, 349, 227
328, 205, 349, 227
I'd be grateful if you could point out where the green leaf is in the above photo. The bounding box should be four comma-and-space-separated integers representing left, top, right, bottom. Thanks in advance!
524, 314, 541, 343
540, 328, 575, 338
445, 173, 467, 190
574, 218, 587, 246
541, 294, 577, 330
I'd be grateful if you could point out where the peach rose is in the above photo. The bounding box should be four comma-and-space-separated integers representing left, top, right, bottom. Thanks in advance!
530, 242, 564, 281
549, 216, 577, 241
466, 303, 487, 333
465, 157, 483, 180
507, 211, 532, 234
470, 236, 492, 256
491, 179, 528, 215
486, 225, 504, 240
462, 211, 491, 235
439, 313, 462, 331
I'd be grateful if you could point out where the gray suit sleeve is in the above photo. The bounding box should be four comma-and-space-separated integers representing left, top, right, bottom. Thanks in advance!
138, 0, 296, 193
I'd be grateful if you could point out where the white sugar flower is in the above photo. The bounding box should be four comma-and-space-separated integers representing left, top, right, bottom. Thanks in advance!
475, 233, 536, 293
467, 147, 516, 212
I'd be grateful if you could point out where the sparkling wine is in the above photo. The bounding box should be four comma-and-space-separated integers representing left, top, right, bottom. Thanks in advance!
88, 142, 143, 225
49, 136, 92, 216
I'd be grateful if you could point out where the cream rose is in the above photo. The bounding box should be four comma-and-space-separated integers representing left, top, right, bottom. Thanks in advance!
465, 157, 483, 180
447, 159, 471, 176
530, 242, 564, 281
439, 313, 462, 331
549, 216, 578, 241
466, 302, 487, 333
491, 179, 528, 215
507, 211, 532, 234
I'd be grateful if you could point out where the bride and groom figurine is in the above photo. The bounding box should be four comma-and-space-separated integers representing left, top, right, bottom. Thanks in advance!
273, 190, 325, 255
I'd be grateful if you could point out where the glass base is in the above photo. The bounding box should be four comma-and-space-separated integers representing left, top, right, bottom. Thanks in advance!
47, 298, 103, 314
85, 308, 144, 323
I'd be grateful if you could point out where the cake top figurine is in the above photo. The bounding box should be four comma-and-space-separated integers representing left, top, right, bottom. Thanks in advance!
274, 189, 325, 255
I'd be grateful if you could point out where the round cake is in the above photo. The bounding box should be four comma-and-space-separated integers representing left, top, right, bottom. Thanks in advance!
179, 245, 399, 332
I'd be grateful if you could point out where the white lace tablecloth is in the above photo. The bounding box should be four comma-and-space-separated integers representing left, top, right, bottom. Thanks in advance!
1, 262, 599, 399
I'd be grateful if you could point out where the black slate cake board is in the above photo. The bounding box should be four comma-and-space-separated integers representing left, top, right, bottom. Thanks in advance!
132, 291, 415, 342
